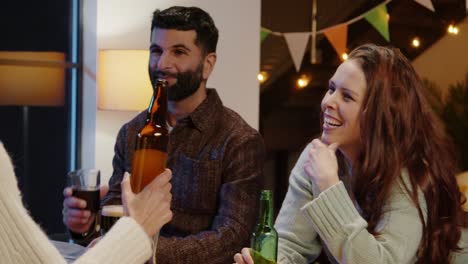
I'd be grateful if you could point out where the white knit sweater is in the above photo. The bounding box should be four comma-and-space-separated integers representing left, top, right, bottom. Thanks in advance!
275, 143, 468, 264
0, 143, 153, 264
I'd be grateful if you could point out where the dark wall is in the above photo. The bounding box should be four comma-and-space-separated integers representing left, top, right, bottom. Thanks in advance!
0, 107, 68, 234
0, 0, 71, 234
1, 0, 69, 51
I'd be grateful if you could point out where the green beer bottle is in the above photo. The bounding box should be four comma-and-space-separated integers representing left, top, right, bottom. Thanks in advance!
251, 190, 278, 264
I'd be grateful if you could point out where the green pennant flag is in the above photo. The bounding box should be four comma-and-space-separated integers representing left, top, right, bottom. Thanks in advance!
261, 27, 271, 42
364, 4, 390, 42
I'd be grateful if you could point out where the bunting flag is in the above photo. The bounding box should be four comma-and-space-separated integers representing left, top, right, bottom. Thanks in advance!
414, 0, 435, 12
323, 23, 348, 59
260, 0, 405, 71
364, 4, 390, 42
284, 33, 310, 72
261, 27, 271, 42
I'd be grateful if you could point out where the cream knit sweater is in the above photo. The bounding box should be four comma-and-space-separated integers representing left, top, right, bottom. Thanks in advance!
0, 143, 152, 264
276, 143, 468, 264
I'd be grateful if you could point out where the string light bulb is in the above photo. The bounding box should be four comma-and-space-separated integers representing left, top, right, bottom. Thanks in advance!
296, 75, 310, 89
341, 53, 348, 61
448, 24, 459, 35
257, 71, 268, 83
411, 37, 420, 48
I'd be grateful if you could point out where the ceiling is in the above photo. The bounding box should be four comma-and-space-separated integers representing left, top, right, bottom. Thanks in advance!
259, 0, 467, 151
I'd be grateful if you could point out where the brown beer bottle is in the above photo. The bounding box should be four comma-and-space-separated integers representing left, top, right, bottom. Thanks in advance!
130, 79, 169, 193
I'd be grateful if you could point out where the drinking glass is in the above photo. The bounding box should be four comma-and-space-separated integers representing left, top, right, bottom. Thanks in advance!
100, 205, 124, 235
67, 168, 101, 214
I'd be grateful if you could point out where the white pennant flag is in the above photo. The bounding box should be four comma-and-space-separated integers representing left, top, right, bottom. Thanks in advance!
284, 32, 310, 72
414, 0, 435, 12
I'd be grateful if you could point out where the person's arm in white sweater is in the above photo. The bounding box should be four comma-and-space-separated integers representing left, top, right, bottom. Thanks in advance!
274, 144, 322, 264
302, 170, 426, 263
0, 143, 153, 264
74, 217, 152, 264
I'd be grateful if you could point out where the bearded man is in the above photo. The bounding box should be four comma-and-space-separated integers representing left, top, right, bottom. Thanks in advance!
62, 6, 265, 264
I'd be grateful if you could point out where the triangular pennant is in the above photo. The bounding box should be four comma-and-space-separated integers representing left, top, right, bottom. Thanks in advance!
323, 23, 348, 59
414, 0, 435, 12
364, 4, 390, 42
284, 32, 310, 72
261, 27, 271, 42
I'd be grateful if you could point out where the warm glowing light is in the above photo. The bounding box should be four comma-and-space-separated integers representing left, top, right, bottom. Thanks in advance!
257, 71, 268, 83
296, 75, 310, 89
411, 38, 420, 48
448, 24, 459, 35
257, 73, 264, 82
0, 51, 66, 106
297, 79, 307, 88
341, 53, 348, 61
386, 14, 390, 20
98, 50, 152, 111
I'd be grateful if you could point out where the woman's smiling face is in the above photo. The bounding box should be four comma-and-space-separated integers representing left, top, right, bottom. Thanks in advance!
321, 59, 367, 163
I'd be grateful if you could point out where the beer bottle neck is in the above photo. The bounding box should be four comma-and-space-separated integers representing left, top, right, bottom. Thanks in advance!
146, 83, 167, 125
146, 93, 156, 117
258, 190, 274, 227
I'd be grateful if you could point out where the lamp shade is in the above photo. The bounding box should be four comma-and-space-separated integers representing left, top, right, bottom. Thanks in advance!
97, 50, 152, 111
0, 51, 66, 106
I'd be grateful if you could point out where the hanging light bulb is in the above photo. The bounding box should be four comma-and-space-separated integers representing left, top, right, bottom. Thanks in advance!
341, 53, 348, 61
411, 37, 420, 48
448, 24, 454, 33
257, 73, 264, 82
296, 75, 310, 89
448, 24, 459, 35
257, 71, 268, 83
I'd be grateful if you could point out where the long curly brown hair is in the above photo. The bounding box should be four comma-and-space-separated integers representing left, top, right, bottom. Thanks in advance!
347, 44, 465, 263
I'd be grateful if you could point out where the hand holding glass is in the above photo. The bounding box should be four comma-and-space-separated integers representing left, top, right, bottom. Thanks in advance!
67, 169, 101, 214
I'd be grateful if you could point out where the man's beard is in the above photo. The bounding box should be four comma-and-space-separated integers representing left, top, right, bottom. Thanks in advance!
150, 63, 204, 101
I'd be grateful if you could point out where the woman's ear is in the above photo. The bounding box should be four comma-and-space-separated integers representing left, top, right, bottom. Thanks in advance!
202, 52, 217, 80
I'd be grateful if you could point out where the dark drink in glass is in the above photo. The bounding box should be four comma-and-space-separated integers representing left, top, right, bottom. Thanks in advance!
67, 168, 101, 214
72, 186, 100, 213
101, 205, 124, 235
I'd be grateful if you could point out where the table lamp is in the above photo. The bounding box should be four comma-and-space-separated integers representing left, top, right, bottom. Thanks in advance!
97, 50, 152, 111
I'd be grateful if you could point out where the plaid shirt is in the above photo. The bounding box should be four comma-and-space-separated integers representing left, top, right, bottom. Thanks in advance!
105, 89, 264, 263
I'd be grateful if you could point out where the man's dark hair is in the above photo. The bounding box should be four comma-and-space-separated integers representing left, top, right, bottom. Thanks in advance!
151, 6, 219, 55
